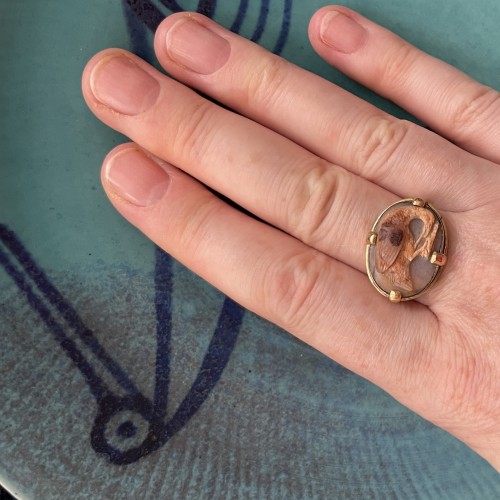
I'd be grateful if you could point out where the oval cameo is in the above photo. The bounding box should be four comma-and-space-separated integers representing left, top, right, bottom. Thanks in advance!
366, 199, 447, 302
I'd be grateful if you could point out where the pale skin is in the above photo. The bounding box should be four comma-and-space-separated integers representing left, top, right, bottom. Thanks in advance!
82, 6, 500, 470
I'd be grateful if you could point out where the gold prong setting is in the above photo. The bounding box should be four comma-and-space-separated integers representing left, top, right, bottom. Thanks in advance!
430, 252, 447, 267
367, 232, 378, 245
412, 198, 426, 207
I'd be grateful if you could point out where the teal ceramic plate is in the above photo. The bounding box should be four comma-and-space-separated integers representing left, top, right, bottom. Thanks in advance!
1, 1, 499, 498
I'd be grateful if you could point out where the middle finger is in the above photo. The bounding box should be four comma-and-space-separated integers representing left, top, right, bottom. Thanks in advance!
153, 13, 490, 210
82, 49, 395, 273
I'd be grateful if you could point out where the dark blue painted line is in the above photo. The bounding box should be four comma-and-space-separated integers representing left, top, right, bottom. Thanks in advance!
230, 0, 249, 33
125, 0, 165, 31
250, 0, 270, 44
126, 0, 219, 36
122, 0, 151, 61
150, 247, 173, 425
196, 0, 217, 17
273, 0, 292, 55
159, 0, 217, 17
0, 244, 109, 401
159, 0, 220, 16
158, 0, 184, 13
166, 297, 244, 433
0, 224, 141, 397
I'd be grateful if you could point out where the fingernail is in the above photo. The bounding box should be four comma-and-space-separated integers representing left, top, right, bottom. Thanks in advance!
90, 55, 160, 115
104, 148, 170, 207
320, 11, 367, 54
166, 19, 230, 74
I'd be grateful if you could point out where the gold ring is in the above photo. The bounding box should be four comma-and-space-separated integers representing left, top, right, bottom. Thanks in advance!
366, 198, 447, 302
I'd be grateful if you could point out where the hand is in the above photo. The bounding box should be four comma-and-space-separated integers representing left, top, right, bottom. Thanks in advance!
82, 6, 500, 470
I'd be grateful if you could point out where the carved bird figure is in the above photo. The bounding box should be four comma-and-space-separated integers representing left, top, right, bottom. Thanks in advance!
375, 206, 439, 292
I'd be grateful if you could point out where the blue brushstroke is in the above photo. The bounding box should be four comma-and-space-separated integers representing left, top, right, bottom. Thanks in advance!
150, 246, 173, 426
230, 0, 249, 33
250, 0, 269, 44
0, 244, 109, 401
273, 0, 292, 54
0, 224, 141, 397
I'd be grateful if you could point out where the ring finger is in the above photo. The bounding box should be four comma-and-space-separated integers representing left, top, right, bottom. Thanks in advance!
99, 144, 437, 394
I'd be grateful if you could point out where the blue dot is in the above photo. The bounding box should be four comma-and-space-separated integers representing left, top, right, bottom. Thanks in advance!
117, 420, 137, 438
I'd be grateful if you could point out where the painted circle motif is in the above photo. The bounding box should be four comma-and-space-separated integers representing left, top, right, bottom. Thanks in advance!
366, 199, 447, 301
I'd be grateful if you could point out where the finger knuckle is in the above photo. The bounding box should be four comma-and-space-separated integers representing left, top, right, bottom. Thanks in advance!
168, 99, 216, 160
287, 160, 346, 246
376, 40, 419, 92
449, 85, 500, 132
174, 194, 222, 254
354, 117, 411, 181
243, 53, 290, 109
265, 251, 328, 335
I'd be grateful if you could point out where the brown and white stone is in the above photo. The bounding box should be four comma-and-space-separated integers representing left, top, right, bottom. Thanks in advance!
367, 200, 447, 299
